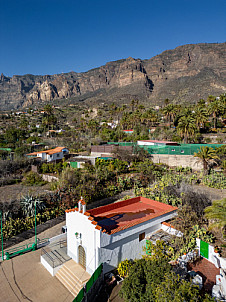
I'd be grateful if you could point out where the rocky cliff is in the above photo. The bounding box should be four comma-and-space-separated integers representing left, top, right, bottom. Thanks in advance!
0, 43, 225, 110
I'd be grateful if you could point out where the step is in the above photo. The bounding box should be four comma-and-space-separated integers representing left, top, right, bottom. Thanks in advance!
56, 267, 83, 289
56, 271, 81, 296
62, 265, 87, 285
55, 260, 91, 296
55, 262, 89, 297
63, 260, 90, 283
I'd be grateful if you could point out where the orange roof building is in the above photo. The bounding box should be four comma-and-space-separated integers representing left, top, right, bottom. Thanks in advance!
27, 147, 69, 162
66, 196, 177, 275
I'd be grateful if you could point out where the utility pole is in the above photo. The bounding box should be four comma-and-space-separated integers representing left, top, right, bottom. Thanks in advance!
35, 202, 37, 247
0, 211, 4, 261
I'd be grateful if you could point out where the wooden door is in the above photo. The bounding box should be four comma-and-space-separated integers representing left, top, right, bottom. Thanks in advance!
78, 245, 86, 269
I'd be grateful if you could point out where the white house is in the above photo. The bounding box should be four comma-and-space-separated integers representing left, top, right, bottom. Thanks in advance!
27, 147, 69, 162
66, 196, 177, 275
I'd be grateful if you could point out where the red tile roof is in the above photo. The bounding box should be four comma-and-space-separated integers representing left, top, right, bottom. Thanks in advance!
66, 197, 177, 235
27, 147, 67, 156
88, 196, 177, 235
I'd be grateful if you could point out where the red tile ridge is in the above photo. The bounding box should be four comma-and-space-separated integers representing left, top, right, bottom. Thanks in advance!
95, 225, 102, 230
91, 221, 98, 225
84, 212, 90, 216
88, 216, 94, 221
162, 221, 175, 228
65, 207, 78, 213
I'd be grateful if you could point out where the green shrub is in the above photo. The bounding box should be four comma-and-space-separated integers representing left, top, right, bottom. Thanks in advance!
22, 171, 46, 186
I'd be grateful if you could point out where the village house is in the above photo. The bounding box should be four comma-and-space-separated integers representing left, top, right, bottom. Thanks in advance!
65, 196, 177, 275
27, 147, 69, 162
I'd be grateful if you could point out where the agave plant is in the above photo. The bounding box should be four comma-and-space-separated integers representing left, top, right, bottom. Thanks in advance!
20, 195, 46, 217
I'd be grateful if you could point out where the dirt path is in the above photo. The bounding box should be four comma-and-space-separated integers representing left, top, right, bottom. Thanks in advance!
190, 184, 226, 201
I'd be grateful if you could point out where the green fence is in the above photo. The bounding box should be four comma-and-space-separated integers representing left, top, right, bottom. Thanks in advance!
70, 162, 78, 168
73, 263, 103, 302
200, 240, 209, 259
106, 142, 223, 155
141, 143, 223, 156
73, 288, 84, 302
107, 142, 135, 146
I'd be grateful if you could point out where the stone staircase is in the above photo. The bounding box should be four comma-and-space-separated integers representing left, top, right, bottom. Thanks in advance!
55, 260, 91, 297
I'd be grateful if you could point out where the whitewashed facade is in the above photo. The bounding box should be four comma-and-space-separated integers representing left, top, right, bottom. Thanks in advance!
66, 197, 177, 274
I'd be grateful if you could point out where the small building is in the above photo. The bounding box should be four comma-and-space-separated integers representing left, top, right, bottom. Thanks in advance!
27, 147, 69, 162
122, 129, 134, 134
137, 140, 180, 146
66, 196, 177, 275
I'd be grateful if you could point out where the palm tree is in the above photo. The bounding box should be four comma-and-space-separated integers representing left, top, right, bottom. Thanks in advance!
197, 99, 206, 108
44, 104, 54, 116
161, 104, 178, 125
205, 198, 226, 239
141, 109, 158, 127
194, 146, 219, 175
177, 115, 196, 143
208, 100, 222, 129
194, 107, 208, 130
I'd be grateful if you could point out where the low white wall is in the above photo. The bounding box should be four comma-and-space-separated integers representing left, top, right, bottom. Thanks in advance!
49, 233, 66, 243
196, 238, 226, 269
161, 223, 183, 237
41, 255, 63, 276
42, 174, 59, 182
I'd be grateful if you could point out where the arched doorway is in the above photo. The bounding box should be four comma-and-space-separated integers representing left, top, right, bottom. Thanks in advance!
78, 245, 86, 269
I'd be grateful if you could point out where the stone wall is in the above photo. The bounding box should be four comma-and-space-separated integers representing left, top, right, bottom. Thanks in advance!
152, 154, 203, 170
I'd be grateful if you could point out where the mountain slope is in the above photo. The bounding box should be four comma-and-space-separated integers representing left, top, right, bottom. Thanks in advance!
0, 43, 225, 110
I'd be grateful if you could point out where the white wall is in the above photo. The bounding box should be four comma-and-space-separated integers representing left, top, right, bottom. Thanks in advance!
66, 210, 177, 275
99, 223, 161, 273
196, 238, 226, 270
46, 152, 63, 162
100, 211, 177, 247
66, 211, 100, 275
161, 223, 183, 237
99, 211, 177, 273
137, 141, 155, 146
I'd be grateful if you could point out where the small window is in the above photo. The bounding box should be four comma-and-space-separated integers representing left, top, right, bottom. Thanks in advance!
181, 150, 184, 153
50, 155, 52, 158
139, 232, 145, 242
171, 149, 175, 152
57, 154, 60, 157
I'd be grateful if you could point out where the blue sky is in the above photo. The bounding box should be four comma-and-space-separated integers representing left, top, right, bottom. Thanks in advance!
0, 0, 225, 76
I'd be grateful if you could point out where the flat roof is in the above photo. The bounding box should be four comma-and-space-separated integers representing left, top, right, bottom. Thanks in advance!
138, 140, 180, 145
87, 197, 177, 234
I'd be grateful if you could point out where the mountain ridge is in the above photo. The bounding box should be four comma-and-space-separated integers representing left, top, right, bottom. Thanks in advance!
0, 42, 225, 110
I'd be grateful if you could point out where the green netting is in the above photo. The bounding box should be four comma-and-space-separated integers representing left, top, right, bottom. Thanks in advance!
107, 142, 135, 146
141, 144, 223, 156
0, 148, 12, 152
70, 162, 78, 168
73, 288, 84, 302
86, 277, 93, 293
86, 263, 103, 293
